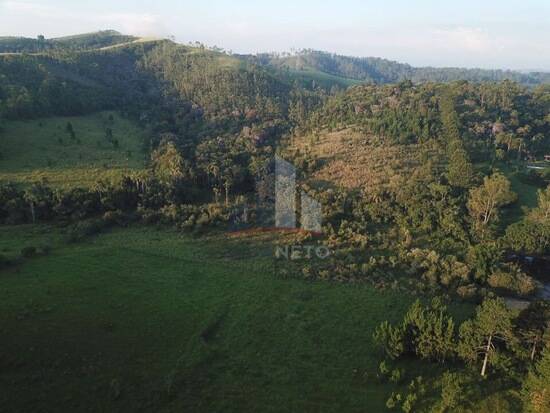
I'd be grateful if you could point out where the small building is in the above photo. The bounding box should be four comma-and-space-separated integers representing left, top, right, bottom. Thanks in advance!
545, 155, 550, 162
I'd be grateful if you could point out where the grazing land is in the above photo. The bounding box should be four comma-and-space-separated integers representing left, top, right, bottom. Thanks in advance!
0, 112, 147, 188
0, 225, 476, 412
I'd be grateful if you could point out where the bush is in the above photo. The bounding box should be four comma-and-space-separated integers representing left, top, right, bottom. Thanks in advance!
67, 219, 106, 243
21, 246, 37, 258
390, 368, 405, 384
373, 321, 405, 359
102, 210, 126, 226
0, 253, 11, 269
39, 244, 52, 255
379, 360, 390, 376
488, 264, 536, 297
440, 372, 467, 412
386, 392, 402, 410
456, 284, 479, 300
401, 393, 417, 413
138, 207, 161, 224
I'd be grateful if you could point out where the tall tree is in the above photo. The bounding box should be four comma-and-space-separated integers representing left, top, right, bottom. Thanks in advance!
447, 144, 474, 189
516, 302, 550, 361
522, 347, 550, 413
467, 173, 516, 232
458, 298, 516, 377
529, 186, 550, 225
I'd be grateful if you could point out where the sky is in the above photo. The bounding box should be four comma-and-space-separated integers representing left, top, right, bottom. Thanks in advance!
0, 0, 549, 71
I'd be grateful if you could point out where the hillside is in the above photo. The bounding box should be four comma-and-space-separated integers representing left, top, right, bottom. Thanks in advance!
0, 112, 148, 187
252, 50, 550, 86
0, 30, 138, 53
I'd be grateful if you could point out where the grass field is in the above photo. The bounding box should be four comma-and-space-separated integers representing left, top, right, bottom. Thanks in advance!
0, 224, 476, 412
0, 112, 148, 188
495, 162, 545, 228
285, 68, 363, 89
267, 64, 363, 89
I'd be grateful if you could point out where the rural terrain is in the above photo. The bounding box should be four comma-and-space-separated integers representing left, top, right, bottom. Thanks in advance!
0, 31, 549, 412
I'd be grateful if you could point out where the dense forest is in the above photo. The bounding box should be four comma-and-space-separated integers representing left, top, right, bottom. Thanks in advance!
0, 32, 549, 412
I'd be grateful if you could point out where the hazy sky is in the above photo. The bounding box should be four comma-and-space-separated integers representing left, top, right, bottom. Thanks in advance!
0, 0, 549, 70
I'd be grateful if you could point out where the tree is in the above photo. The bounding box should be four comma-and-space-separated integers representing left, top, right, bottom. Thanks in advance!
458, 298, 516, 377
529, 186, 550, 225
516, 302, 550, 361
373, 320, 405, 359
23, 183, 53, 224
439, 372, 468, 412
374, 298, 456, 363
522, 347, 550, 413
447, 143, 474, 189
402, 298, 456, 363
65, 122, 74, 134
505, 186, 550, 254
467, 173, 516, 231
151, 141, 187, 183
105, 128, 113, 143
440, 90, 474, 189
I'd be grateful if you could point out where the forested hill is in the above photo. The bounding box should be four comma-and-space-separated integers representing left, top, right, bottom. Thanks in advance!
249, 50, 550, 86
3, 30, 550, 87
0, 30, 138, 53
0, 37, 311, 144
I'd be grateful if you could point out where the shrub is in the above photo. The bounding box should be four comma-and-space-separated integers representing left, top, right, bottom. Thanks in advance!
67, 219, 106, 243
440, 372, 467, 412
21, 246, 37, 258
386, 392, 402, 410
138, 207, 161, 224
373, 321, 405, 359
102, 210, 126, 226
0, 253, 11, 269
39, 244, 52, 255
379, 360, 390, 376
401, 393, 417, 413
488, 265, 536, 297
456, 284, 479, 300
390, 368, 405, 384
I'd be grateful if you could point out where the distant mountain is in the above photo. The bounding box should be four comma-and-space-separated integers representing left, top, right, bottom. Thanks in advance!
2, 31, 549, 87
247, 50, 550, 86
0, 30, 138, 53
2, 30, 549, 129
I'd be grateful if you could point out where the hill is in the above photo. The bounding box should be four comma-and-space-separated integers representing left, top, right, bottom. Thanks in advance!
0, 30, 138, 53
251, 50, 550, 86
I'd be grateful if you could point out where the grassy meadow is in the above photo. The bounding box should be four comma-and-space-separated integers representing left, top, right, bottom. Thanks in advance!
493, 161, 547, 228
0, 111, 148, 188
0, 224, 477, 412
283, 68, 363, 89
